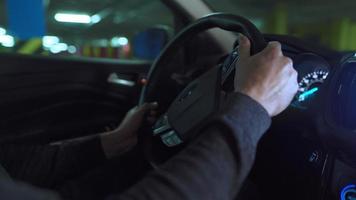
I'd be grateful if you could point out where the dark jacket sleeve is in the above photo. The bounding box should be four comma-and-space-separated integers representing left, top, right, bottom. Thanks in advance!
0, 179, 60, 200
0, 136, 106, 187
113, 92, 271, 200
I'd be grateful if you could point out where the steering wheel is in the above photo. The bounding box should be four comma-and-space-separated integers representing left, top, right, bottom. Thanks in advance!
139, 13, 267, 166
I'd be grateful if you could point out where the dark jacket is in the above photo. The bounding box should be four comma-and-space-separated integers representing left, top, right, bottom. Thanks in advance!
0, 93, 271, 200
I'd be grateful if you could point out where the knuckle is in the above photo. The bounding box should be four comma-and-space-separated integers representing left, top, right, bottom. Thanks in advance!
294, 82, 299, 92
284, 57, 293, 65
265, 42, 282, 57
292, 69, 298, 77
287, 66, 297, 74
268, 41, 282, 51
270, 41, 281, 48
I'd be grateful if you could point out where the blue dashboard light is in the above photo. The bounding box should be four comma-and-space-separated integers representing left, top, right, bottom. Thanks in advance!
299, 87, 319, 101
340, 184, 356, 200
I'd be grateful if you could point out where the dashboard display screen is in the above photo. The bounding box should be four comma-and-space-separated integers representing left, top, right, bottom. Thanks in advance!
331, 61, 356, 131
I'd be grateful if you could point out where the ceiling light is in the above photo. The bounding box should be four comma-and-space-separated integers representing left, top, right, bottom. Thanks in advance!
68, 45, 77, 54
43, 36, 60, 48
50, 43, 68, 54
0, 35, 15, 47
54, 13, 102, 24
55, 13, 92, 24
91, 14, 102, 24
111, 37, 128, 47
0, 27, 6, 35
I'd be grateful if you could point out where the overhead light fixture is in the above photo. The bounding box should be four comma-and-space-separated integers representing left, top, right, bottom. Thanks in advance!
90, 14, 102, 24
50, 42, 68, 54
0, 27, 6, 35
111, 37, 128, 47
0, 35, 15, 47
43, 36, 60, 48
54, 13, 102, 24
68, 45, 77, 54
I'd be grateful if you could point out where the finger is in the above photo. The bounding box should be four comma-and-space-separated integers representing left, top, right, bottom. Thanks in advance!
150, 110, 158, 116
265, 41, 282, 57
238, 34, 251, 60
138, 102, 158, 112
146, 102, 158, 110
147, 116, 157, 124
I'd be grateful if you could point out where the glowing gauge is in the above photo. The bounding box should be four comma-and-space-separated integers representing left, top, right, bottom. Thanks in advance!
291, 53, 331, 109
297, 70, 329, 102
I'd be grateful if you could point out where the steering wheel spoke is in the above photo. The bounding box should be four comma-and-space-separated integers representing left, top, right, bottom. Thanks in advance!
153, 114, 171, 136
161, 130, 183, 147
153, 114, 183, 147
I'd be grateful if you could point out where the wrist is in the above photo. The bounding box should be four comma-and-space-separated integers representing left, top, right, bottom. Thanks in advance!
100, 130, 135, 159
235, 89, 272, 117
220, 92, 272, 143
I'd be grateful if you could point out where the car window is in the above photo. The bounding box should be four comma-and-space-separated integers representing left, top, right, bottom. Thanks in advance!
0, 0, 173, 61
206, 0, 356, 51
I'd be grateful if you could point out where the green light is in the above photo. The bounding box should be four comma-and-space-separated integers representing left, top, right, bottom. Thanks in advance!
299, 87, 319, 101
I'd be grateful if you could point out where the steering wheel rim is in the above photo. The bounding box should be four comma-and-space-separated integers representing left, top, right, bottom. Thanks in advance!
140, 13, 267, 105
139, 13, 267, 166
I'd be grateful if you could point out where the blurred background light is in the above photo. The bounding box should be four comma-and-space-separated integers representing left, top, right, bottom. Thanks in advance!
111, 36, 128, 47
55, 13, 92, 24
54, 13, 102, 24
0, 35, 15, 47
50, 42, 68, 53
68, 45, 77, 54
90, 14, 102, 24
43, 35, 60, 48
0, 27, 6, 35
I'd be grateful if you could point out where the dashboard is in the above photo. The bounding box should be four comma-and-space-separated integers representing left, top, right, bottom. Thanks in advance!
276, 46, 356, 200
291, 53, 330, 110
225, 39, 356, 200
152, 31, 355, 199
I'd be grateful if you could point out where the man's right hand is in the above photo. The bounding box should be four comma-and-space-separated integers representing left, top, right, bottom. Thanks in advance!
234, 35, 299, 117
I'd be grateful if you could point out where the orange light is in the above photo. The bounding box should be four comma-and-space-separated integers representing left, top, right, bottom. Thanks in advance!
140, 78, 148, 85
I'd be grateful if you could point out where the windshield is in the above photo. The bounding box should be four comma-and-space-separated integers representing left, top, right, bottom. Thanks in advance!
0, 0, 173, 60
206, 0, 356, 51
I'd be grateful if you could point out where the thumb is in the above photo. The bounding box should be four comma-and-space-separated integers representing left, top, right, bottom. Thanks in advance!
238, 34, 251, 60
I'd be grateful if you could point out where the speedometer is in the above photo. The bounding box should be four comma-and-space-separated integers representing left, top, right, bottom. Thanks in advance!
291, 53, 330, 109
298, 70, 329, 102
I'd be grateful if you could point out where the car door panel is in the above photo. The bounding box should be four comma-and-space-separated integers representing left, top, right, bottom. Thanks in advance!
0, 53, 151, 144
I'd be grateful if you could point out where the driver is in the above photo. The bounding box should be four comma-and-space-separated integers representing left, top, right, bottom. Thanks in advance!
0, 35, 298, 200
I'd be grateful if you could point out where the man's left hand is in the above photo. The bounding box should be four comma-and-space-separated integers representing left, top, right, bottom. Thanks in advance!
101, 102, 158, 159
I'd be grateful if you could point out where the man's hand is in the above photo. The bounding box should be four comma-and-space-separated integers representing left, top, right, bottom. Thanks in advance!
117, 102, 159, 137
101, 102, 158, 159
234, 35, 299, 117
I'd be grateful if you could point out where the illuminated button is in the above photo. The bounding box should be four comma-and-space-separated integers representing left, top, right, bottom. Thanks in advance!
140, 78, 148, 85
340, 184, 356, 200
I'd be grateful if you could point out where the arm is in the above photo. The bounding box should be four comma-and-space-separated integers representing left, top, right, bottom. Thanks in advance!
115, 93, 270, 200
112, 35, 298, 200
0, 136, 106, 187
0, 103, 157, 187
0, 35, 298, 199
0, 94, 270, 199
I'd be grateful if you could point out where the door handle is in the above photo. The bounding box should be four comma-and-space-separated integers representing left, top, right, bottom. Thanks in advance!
107, 73, 135, 87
